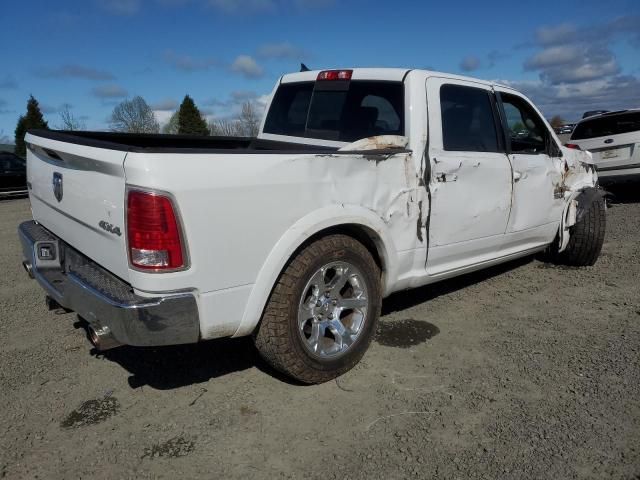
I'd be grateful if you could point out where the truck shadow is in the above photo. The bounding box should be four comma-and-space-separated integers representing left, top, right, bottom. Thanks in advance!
99, 255, 534, 390
98, 336, 264, 390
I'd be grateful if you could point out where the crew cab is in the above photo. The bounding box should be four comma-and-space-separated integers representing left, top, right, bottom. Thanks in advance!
19, 68, 605, 383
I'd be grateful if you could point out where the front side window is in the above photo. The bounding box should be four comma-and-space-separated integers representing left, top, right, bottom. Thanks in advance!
500, 93, 548, 154
263, 81, 404, 142
440, 84, 500, 152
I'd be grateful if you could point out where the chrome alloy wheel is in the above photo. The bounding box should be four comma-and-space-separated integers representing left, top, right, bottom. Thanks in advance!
297, 261, 369, 359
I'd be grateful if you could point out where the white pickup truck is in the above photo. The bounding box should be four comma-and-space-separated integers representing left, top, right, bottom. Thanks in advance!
20, 68, 605, 384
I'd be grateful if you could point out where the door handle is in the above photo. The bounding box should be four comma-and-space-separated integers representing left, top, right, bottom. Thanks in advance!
435, 172, 458, 182
513, 170, 523, 182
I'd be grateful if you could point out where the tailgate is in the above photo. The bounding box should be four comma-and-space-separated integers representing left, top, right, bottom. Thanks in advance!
25, 131, 130, 281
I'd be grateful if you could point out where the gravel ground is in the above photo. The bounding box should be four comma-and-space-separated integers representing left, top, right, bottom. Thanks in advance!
1, 189, 639, 480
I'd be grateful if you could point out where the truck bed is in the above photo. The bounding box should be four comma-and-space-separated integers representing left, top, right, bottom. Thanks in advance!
27, 129, 338, 153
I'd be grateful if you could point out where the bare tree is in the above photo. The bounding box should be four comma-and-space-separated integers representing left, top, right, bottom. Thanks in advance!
57, 104, 86, 131
549, 115, 566, 129
239, 101, 260, 136
209, 118, 244, 136
207, 101, 262, 137
109, 96, 159, 133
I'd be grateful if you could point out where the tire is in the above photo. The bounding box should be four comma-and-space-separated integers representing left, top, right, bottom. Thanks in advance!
253, 234, 382, 384
555, 196, 606, 266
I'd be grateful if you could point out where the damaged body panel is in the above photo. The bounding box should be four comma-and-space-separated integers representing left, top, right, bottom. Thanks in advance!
20, 67, 601, 355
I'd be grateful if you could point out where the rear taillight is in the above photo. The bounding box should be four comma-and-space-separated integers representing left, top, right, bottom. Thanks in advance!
317, 70, 352, 81
565, 143, 582, 150
127, 190, 186, 271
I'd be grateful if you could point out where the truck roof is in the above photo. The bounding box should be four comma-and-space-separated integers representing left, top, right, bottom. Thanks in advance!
281, 67, 511, 90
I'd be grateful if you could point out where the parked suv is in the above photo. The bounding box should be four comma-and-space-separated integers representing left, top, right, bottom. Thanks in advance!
569, 109, 640, 183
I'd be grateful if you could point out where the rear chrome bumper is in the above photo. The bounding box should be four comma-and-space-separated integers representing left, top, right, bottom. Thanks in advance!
18, 221, 200, 349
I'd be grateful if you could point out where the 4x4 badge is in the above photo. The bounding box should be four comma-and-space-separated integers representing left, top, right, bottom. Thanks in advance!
52, 172, 63, 202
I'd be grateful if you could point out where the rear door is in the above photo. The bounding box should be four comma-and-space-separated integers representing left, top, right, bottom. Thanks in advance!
494, 88, 565, 243
425, 78, 512, 275
25, 132, 130, 280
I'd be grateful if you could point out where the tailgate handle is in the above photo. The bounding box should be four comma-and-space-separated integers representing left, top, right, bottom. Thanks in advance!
604, 139, 613, 144
43, 149, 63, 161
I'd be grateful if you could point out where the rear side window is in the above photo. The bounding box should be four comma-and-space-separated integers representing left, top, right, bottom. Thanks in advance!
263, 83, 313, 137
263, 81, 404, 142
440, 84, 500, 152
572, 111, 640, 140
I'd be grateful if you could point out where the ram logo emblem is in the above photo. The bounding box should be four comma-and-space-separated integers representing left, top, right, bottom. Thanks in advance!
52, 172, 63, 202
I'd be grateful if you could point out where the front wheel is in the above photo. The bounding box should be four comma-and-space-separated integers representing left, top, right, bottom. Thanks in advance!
253, 235, 382, 384
554, 196, 606, 266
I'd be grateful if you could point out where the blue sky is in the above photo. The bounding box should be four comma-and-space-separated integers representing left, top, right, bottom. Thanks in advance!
1, 0, 639, 141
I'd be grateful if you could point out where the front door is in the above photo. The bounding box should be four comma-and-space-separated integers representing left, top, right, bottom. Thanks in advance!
425, 78, 512, 275
494, 89, 565, 246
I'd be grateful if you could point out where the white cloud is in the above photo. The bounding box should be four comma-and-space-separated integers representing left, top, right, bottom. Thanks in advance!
0, 75, 18, 89
91, 84, 128, 98
534, 23, 577, 46
257, 42, 307, 60
150, 99, 179, 111
230, 55, 264, 78
164, 50, 218, 72
459, 56, 481, 72
516, 17, 640, 118
34, 64, 115, 81
498, 76, 640, 121
525, 43, 620, 86
525, 45, 581, 70
154, 110, 174, 126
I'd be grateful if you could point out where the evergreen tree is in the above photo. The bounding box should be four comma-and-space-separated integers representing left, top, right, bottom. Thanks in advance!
177, 95, 209, 135
15, 95, 48, 157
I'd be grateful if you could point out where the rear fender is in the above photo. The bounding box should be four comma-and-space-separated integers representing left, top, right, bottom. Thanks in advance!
232, 205, 398, 337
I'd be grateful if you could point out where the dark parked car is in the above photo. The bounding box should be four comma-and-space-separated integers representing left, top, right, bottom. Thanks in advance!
0, 152, 27, 197
557, 123, 576, 134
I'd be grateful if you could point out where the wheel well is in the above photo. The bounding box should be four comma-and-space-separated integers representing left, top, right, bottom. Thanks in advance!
291, 224, 385, 275
248, 224, 386, 337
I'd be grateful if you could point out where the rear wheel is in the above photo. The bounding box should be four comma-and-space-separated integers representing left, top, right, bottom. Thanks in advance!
554, 196, 606, 266
253, 235, 382, 384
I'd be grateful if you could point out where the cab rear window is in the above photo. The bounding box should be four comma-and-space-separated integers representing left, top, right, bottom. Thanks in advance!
571, 111, 640, 140
263, 81, 404, 142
